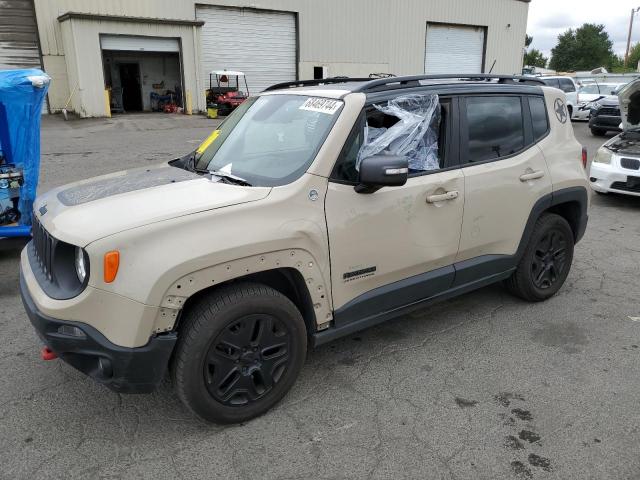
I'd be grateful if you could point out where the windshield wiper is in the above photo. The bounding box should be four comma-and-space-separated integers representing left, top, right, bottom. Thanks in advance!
207, 170, 252, 186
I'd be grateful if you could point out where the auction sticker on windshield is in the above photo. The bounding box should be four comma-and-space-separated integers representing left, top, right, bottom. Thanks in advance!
299, 98, 343, 115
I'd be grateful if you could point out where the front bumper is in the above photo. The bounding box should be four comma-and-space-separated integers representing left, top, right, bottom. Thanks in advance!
589, 115, 621, 131
589, 161, 640, 197
20, 272, 177, 393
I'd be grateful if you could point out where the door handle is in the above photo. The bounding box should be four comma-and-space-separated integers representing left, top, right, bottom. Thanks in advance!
519, 170, 545, 182
426, 190, 459, 203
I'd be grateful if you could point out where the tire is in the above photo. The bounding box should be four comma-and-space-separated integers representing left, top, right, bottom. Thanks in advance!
504, 213, 574, 302
591, 127, 606, 136
567, 105, 573, 120
172, 282, 307, 424
217, 103, 232, 116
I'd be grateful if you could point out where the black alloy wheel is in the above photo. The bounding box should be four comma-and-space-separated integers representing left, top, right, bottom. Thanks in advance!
530, 229, 568, 290
172, 282, 307, 424
203, 314, 290, 406
504, 213, 575, 302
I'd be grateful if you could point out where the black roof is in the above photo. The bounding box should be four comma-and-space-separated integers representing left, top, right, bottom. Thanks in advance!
263, 74, 546, 96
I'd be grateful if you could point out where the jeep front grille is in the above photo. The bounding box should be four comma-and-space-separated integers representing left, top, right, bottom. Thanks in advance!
31, 214, 56, 281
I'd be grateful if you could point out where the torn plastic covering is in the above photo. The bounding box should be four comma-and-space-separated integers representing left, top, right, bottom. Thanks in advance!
0, 69, 50, 226
356, 93, 440, 171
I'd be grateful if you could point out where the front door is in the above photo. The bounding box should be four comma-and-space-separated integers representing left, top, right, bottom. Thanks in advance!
325, 97, 465, 325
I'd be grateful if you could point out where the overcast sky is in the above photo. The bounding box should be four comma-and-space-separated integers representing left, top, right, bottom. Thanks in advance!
528, 0, 640, 58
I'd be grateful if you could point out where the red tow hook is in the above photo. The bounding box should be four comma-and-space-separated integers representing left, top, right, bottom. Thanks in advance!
41, 346, 57, 361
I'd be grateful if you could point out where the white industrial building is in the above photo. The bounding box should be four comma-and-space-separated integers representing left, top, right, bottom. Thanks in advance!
1, 0, 531, 117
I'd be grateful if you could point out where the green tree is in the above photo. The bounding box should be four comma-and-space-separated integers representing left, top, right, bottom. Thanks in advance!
549, 24, 615, 71
628, 42, 640, 70
524, 48, 548, 68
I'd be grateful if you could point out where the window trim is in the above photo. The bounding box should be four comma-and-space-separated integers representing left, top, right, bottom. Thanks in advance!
328, 96, 458, 184
459, 94, 533, 167
526, 95, 550, 143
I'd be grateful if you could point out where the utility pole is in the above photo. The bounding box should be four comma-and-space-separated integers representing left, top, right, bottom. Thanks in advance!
625, 7, 640, 67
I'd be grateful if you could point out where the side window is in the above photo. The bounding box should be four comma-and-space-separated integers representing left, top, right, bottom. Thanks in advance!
465, 96, 524, 163
559, 78, 576, 93
331, 97, 448, 182
543, 78, 560, 89
529, 96, 549, 141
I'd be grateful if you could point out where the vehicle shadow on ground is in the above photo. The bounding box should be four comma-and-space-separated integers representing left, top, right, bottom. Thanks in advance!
592, 191, 640, 210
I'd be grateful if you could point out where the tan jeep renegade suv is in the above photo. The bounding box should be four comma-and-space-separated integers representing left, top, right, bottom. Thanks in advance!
20, 75, 589, 423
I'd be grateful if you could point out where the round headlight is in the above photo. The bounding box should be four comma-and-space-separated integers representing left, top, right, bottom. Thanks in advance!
75, 247, 87, 283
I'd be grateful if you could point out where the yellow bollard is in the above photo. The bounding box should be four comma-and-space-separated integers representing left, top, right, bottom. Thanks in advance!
104, 89, 111, 118
186, 90, 192, 115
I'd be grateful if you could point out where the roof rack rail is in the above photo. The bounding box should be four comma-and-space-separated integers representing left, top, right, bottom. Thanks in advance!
262, 74, 545, 93
262, 77, 372, 92
354, 74, 546, 92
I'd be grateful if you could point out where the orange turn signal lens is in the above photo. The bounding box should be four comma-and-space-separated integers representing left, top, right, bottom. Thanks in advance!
103, 251, 120, 283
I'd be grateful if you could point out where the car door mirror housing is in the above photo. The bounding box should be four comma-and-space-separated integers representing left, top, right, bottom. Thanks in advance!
355, 154, 409, 193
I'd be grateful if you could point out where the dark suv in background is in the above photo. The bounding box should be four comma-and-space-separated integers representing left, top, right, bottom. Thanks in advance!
589, 97, 621, 136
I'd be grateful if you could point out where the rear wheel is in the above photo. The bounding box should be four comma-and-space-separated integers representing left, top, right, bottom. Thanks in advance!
172, 282, 307, 424
505, 213, 574, 302
591, 127, 607, 136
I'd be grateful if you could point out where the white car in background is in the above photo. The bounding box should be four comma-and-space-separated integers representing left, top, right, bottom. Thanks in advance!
574, 83, 624, 120
589, 79, 640, 197
539, 76, 579, 119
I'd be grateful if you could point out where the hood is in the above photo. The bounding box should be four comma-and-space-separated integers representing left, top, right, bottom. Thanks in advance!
603, 130, 640, 155
34, 163, 271, 246
617, 79, 640, 131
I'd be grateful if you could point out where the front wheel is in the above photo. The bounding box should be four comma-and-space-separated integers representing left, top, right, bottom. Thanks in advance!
505, 213, 574, 302
172, 282, 307, 424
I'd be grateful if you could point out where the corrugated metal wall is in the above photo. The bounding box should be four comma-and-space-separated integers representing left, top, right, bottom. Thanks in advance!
34, 0, 528, 71
0, 0, 42, 69
32, 0, 529, 115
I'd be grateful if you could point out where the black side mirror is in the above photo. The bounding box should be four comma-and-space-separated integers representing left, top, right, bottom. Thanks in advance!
355, 154, 409, 194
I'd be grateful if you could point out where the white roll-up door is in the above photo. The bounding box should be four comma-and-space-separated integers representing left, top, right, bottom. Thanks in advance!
100, 35, 180, 53
197, 6, 297, 94
425, 24, 485, 74
0, 0, 42, 70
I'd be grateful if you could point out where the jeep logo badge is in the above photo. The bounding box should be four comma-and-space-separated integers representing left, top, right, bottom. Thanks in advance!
554, 98, 567, 124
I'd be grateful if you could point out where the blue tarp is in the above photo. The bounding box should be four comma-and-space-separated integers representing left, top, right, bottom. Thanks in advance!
0, 68, 50, 229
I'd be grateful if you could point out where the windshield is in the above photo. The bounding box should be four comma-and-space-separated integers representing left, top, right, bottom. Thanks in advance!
579, 84, 600, 94
194, 94, 344, 186
579, 84, 622, 95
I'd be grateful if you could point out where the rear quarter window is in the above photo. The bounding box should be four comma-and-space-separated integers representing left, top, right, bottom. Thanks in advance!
529, 96, 549, 141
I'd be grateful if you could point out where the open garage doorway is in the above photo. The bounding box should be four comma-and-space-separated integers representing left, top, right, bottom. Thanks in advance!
101, 35, 184, 114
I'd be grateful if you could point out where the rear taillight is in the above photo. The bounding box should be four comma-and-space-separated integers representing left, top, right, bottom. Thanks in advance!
581, 146, 588, 168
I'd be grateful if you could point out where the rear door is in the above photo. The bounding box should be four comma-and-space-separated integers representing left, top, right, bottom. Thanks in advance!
455, 94, 552, 282
325, 95, 465, 324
